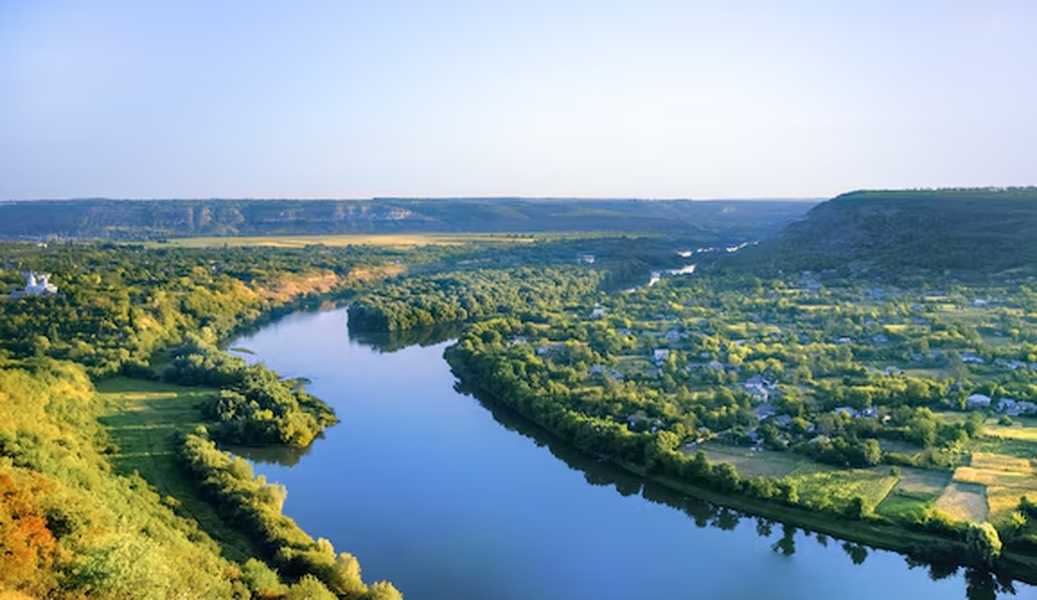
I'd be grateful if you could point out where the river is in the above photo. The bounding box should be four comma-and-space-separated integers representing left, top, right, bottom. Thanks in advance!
230, 309, 1028, 600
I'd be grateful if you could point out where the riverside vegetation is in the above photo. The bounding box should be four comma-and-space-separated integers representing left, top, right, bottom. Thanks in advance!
0, 241, 427, 598
5, 188, 1037, 596
0, 232, 698, 597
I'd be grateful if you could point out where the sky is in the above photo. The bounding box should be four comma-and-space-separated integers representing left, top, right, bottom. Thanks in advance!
1, 1, 1035, 200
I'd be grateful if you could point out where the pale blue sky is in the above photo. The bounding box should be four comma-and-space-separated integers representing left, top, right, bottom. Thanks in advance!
1, 1, 1034, 199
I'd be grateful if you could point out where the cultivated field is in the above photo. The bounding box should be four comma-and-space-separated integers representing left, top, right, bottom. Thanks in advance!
149, 233, 545, 248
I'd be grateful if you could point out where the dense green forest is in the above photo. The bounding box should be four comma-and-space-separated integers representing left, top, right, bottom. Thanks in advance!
0, 197, 813, 240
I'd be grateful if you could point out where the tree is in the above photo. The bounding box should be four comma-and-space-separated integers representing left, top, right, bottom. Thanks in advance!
964, 522, 1002, 567
862, 439, 882, 466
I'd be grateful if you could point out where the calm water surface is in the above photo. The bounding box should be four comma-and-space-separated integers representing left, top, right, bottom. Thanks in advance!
231, 309, 1029, 600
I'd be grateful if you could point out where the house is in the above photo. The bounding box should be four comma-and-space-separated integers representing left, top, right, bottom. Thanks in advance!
536, 343, 561, 356
653, 349, 671, 362
578, 254, 596, 264
13, 272, 58, 297
707, 360, 725, 371
590, 308, 607, 319
836, 337, 853, 344
589, 365, 607, 375
872, 334, 889, 344
997, 399, 1037, 416
966, 394, 993, 408
664, 330, 681, 341
882, 366, 902, 376
962, 353, 985, 364
510, 336, 528, 345
995, 358, 1027, 371
754, 403, 778, 420
834, 406, 859, 418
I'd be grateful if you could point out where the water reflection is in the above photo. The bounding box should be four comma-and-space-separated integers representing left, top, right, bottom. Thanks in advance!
454, 380, 1022, 599
223, 442, 315, 467
348, 321, 463, 353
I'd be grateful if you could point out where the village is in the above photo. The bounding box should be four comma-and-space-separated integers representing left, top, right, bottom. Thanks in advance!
496, 268, 1037, 533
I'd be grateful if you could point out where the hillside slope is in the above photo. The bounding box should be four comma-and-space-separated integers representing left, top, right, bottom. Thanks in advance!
0, 198, 814, 241
732, 188, 1037, 276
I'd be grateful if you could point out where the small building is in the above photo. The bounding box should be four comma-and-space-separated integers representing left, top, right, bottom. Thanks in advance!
962, 353, 985, 364
590, 308, 607, 319
967, 394, 993, 408
653, 349, 671, 362
10, 272, 58, 298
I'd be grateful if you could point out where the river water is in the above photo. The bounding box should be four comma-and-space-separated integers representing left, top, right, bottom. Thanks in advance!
230, 309, 1028, 600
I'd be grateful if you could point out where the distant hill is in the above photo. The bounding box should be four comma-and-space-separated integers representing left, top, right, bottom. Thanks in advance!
0, 197, 815, 242
731, 188, 1037, 276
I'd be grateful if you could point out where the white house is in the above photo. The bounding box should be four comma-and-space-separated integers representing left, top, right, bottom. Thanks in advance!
653, 349, 671, 362
967, 394, 993, 408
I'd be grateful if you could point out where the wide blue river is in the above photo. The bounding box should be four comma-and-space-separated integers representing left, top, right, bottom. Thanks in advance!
230, 309, 1028, 599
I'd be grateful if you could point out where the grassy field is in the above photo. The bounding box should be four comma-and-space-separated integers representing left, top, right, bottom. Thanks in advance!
697, 443, 818, 478
790, 467, 899, 513
936, 481, 989, 523
144, 232, 592, 248
697, 443, 898, 513
876, 467, 952, 522
966, 436, 1037, 459
984, 423, 1037, 442
97, 377, 261, 562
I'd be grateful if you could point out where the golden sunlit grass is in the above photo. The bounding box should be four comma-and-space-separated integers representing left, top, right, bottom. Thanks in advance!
935, 482, 988, 523
148, 233, 540, 248
984, 424, 1037, 443
951, 452, 1037, 523
970, 452, 1033, 472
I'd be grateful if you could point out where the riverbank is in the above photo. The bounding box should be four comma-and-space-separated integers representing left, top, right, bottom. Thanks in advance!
444, 353, 1037, 585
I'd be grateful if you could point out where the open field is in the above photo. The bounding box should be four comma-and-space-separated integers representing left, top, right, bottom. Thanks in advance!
696, 443, 819, 478
146, 233, 541, 248
790, 467, 899, 513
97, 377, 261, 562
966, 436, 1037, 458
971, 452, 1034, 472
144, 230, 631, 248
876, 467, 952, 522
950, 452, 1037, 523
984, 424, 1037, 443
935, 481, 988, 523
696, 443, 898, 513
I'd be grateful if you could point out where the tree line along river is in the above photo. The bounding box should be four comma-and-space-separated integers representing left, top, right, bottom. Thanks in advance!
228, 308, 1028, 600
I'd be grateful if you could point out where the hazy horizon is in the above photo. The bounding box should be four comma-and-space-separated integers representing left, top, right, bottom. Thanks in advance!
2, 1, 1035, 200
